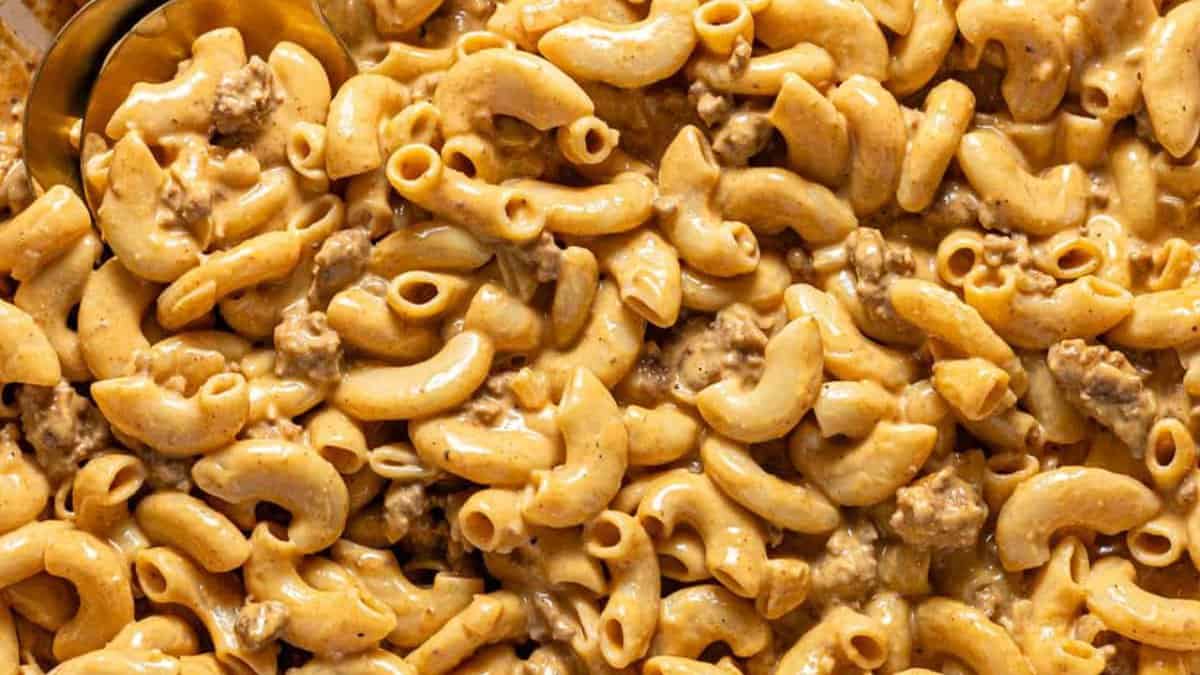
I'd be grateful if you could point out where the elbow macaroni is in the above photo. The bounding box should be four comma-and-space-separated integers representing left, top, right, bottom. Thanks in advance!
5, 2, 1200, 672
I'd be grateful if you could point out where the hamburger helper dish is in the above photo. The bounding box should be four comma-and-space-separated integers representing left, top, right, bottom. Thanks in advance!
3, 0, 1200, 671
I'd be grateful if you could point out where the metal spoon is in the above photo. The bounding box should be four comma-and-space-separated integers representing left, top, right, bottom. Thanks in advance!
22, 0, 356, 204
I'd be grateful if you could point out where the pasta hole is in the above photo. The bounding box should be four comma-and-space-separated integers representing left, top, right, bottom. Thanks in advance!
503, 195, 537, 228
658, 554, 688, 578
947, 248, 976, 279
397, 151, 433, 181
1083, 86, 1109, 113
66, 305, 80, 331
1057, 248, 1093, 274
848, 635, 885, 664
107, 463, 145, 502
603, 619, 625, 649
400, 281, 439, 305
290, 135, 313, 161
584, 129, 607, 155
590, 519, 623, 550
699, 0, 744, 26
463, 511, 497, 547
1153, 432, 1178, 469
137, 562, 169, 596
319, 444, 360, 474
1132, 531, 1172, 557
640, 515, 665, 539
445, 151, 476, 178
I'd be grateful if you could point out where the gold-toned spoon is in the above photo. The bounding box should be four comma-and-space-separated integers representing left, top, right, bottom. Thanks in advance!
23, 0, 356, 205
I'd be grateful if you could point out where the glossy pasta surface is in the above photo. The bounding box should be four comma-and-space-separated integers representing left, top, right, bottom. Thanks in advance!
3, 0, 1200, 671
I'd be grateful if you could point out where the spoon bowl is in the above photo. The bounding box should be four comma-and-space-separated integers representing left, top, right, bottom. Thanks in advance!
23, 0, 355, 204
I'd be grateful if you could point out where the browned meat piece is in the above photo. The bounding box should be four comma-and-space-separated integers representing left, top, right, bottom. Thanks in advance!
923, 180, 980, 231
522, 232, 564, 284
240, 418, 304, 442
383, 482, 427, 542
891, 467, 988, 550
0, 158, 32, 213
662, 304, 768, 396
981, 232, 1031, 268
213, 56, 279, 136
161, 176, 212, 228
386, 485, 469, 569
462, 371, 519, 425
273, 303, 343, 383
688, 80, 733, 128
845, 227, 922, 343
713, 111, 774, 166
17, 381, 111, 484
130, 445, 194, 492
236, 600, 288, 650
618, 343, 674, 406
810, 519, 878, 606
1047, 339, 1157, 455
311, 228, 371, 307
526, 590, 579, 643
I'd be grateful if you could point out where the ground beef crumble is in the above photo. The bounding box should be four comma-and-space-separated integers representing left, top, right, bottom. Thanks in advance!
273, 303, 343, 383
844, 228, 922, 342
384, 484, 469, 570
161, 175, 213, 229
17, 381, 111, 485
525, 590, 579, 643
130, 445, 194, 492
891, 467, 988, 550
809, 519, 879, 607
382, 482, 427, 542
235, 600, 288, 650
0, 158, 32, 213
981, 232, 1031, 268
689, 80, 732, 127
462, 371, 519, 425
712, 111, 774, 167
1047, 339, 1157, 455
518, 232, 564, 284
922, 180, 981, 231
619, 342, 674, 406
213, 56, 279, 137
310, 227, 371, 307
241, 418, 305, 442
661, 304, 769, 397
